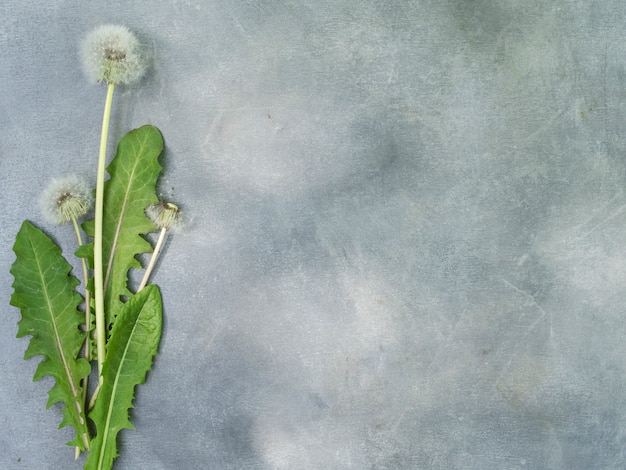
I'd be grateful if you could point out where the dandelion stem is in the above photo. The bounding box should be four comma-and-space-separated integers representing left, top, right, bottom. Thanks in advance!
71, 216, 91, 365
138, 227, 168, 291
70, 215, 92, 456
72, 217, 92, 416
94, 82, 115, 377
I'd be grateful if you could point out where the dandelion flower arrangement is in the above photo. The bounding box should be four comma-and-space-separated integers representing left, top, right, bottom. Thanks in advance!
40, 175, 94, 225
139, 202, 183, 291
145, 201, 183, 232
80, 24, 146, 85
9, 24, 179, 470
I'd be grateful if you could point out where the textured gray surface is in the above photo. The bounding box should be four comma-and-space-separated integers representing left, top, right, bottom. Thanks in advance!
2, 1, 626, 468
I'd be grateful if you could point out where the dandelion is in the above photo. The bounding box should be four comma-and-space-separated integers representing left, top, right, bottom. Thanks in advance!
138, 201, 183, 291
40, 175, 94, 225
80, 24, 146, 85
145, 201, 183, 232
81, 24, 147, 376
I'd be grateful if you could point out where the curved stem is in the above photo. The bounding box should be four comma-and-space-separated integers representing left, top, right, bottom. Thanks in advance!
138, 227, 168, 291
71, 215, 92, 455
94, 82, 115, 377
71, 216, 91, 363
71, 217, 91, 384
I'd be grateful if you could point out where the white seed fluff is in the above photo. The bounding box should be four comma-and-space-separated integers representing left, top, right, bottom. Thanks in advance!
40, 175, 94, 225
145, 201, 184, 232
80, 24, 146, 85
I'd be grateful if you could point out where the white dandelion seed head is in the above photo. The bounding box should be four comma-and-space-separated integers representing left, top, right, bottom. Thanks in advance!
40, 175, 94, 225
80, 24, 146, 85
145, 201, 184, 232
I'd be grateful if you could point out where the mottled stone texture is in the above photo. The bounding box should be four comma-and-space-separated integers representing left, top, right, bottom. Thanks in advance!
2, 1, 626, 468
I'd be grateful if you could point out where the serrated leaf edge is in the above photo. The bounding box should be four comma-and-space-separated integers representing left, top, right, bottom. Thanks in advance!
86, 284, 162, 470
10, 221, 90, 450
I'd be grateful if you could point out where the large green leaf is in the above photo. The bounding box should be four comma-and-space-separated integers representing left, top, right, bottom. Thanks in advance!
9, 221, 91, 450
83, 125, 163, 330
85, 284, 162, 470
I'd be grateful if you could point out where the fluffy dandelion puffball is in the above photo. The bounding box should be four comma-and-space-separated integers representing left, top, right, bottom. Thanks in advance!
80, 24, 146, 85
146, 201, 183, 231
40, 175, 94, 225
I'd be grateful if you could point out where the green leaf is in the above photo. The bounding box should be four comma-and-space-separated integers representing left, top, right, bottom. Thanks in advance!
83, 125, 163, 330
85, 284, 162, 470
9, 221, 91, 450
75, 243, 94, 269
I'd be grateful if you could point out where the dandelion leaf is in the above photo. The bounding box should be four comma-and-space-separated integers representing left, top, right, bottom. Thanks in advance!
75, 243, 94, 268
9, 221, 91, 450
83, 125, 163, 330
85, 284, 162, 470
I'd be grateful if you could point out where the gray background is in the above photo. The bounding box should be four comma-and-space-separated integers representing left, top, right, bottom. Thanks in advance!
1, 1, 625, 468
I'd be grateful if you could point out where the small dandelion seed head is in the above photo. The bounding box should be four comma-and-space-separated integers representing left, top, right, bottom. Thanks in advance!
80, 24, 146, 85
145, 201, 183, 232
40, 175, 94, 225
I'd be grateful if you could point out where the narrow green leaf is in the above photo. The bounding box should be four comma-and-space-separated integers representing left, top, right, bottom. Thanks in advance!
85, 284, 162, 470
83, 125, 163, 330
9, 221, 91, 450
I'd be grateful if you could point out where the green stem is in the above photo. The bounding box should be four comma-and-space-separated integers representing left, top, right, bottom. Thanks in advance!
94, 82, 115, 377
71, 217, 91, 363
71, 215, 92, 456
